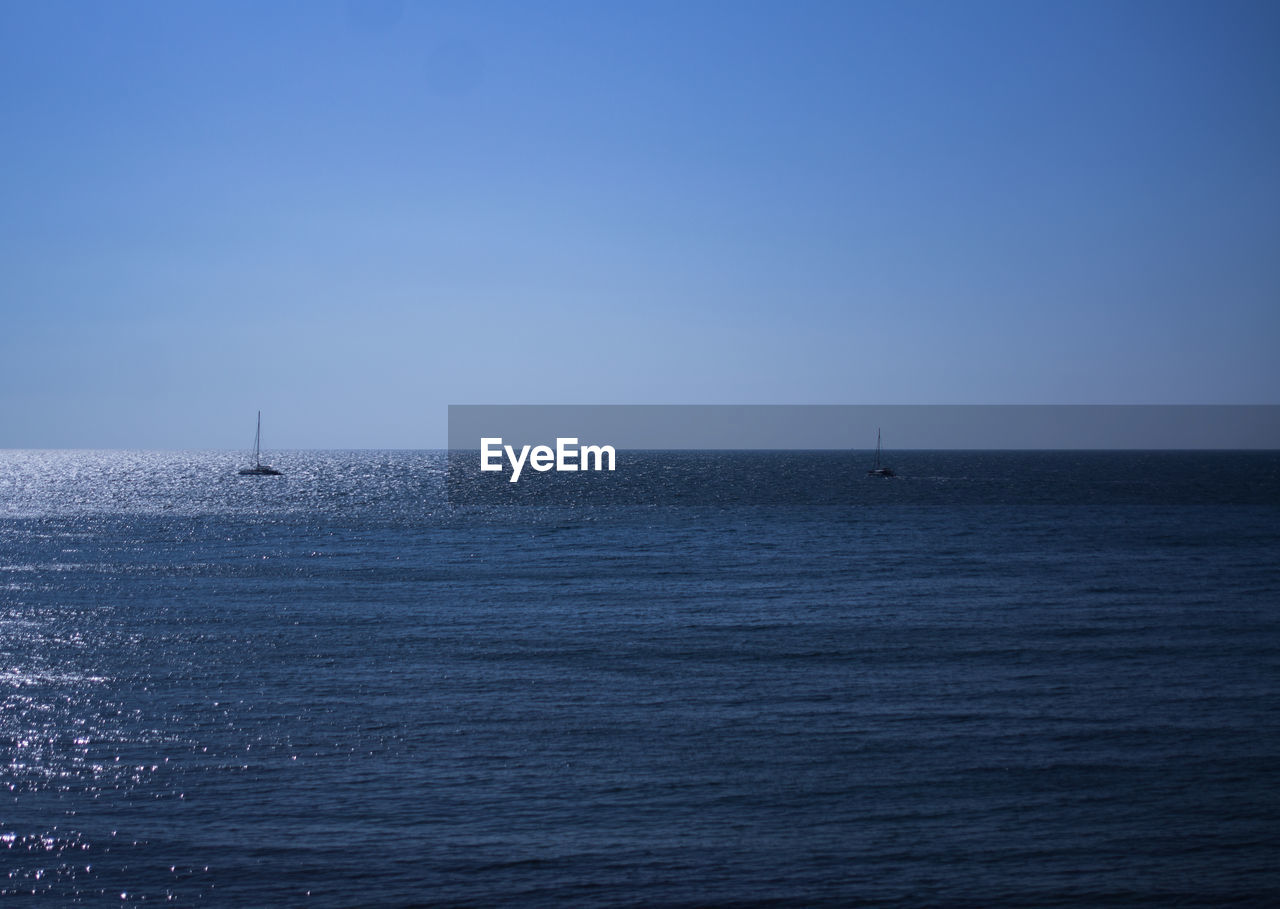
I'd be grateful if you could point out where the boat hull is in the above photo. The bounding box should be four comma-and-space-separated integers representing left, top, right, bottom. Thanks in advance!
238, 466, 282, 476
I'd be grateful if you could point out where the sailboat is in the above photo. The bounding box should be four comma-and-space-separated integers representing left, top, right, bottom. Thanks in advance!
867, 428, 894, 477
238, 411, 283, 476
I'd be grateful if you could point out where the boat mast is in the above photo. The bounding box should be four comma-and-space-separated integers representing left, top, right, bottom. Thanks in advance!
254, 411, 262, 468
875, 428, 881, 469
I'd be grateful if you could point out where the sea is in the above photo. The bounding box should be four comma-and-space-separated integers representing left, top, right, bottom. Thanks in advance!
1, 449, 1278, 906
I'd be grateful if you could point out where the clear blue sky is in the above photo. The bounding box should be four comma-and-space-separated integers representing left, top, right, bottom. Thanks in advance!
2, 0, 1277, 448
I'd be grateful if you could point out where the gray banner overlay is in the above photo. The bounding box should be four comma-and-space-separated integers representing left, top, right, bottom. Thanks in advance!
446, 406, 1280, 506
449, 405, 1280, 451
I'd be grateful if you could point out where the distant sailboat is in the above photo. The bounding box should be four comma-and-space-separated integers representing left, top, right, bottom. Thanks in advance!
238, 411, 282, 476
867, 428, 894, 477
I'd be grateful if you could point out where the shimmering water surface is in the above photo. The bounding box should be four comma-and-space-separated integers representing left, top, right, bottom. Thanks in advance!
1, 450, 1278, 905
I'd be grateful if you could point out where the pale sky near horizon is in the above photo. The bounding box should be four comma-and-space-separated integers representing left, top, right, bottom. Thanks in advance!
2, 0, 1278, 448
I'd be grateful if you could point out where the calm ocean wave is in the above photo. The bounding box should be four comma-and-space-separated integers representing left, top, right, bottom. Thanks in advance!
1, 451, 1277, 904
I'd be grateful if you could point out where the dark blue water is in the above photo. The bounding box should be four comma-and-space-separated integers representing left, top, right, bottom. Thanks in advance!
2, 451, 1278, 905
